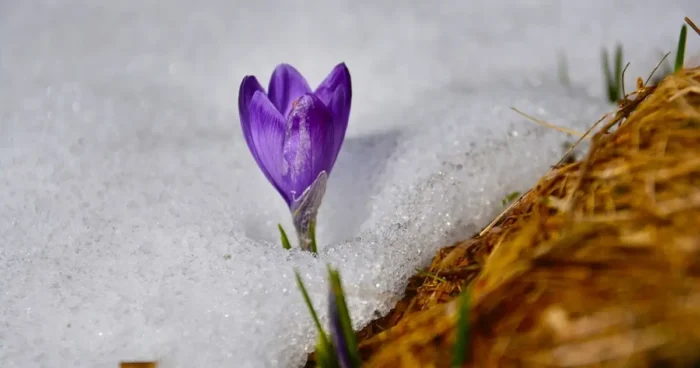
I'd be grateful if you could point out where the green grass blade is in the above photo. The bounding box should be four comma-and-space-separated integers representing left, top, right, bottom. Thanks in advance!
279, 224, 291, 250
328, 267, 362, 368
675, 24, 688, 72
501, 191, 521, 207
614, 44, 623, 98
294, 270, 332, 350
557, 52, 571, 87
602, 44, 624, 103
315, 335, 340, 368
452, 289, 471, 368
602, 48, 613, 101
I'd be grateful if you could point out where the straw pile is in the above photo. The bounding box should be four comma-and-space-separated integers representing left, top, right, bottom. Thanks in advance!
356, 67, 700, 368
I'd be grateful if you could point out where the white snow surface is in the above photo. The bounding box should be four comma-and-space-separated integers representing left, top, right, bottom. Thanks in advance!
1, 1, 699, 367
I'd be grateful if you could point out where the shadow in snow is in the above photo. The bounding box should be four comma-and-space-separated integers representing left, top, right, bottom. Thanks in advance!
317, 127, 401, 245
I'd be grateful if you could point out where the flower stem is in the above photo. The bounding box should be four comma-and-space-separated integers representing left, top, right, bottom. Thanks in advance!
291, 171, 328, 253
293, 215, 319, 254
309, 220, 318, 254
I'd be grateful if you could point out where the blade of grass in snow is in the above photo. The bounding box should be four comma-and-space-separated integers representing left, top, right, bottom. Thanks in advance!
278, 224, 291, 250
614, 44, 623, 97
328, 267, 362, 368
294, 271, 332, 352
674, 24, 687, 72
452, 289, 471, 368
602, 48, 614, 101
501, 191, 522, 207
315, 334, 340, 368
602, 44, 624, 103
557, 52, 571, 88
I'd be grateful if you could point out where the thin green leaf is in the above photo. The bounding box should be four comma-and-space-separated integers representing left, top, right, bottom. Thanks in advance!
675, 24, 688, 72
602, 48, 618, 103
279, 224, 291, 250
328, 267, 362, 368
294, 270, 332, 351
557, 52, 571, 87
315, 335, 340, 368
602, 44, 625, 103
602, 48, 613, 99
501, 191, 521, 207
452, 289, 471, 368
614, 44, 623, 98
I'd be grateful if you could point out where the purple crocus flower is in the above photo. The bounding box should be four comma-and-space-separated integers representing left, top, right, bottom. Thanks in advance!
238, 63, 352, 251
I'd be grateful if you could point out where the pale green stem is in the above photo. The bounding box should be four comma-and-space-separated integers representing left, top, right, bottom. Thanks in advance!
291, 171, 328, 253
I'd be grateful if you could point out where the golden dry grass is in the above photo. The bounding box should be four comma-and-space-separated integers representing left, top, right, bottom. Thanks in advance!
354, 67, 700, 368
119, 362, 158, 368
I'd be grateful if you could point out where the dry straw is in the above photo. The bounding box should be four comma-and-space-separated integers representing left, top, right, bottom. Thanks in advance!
356, 66, 700, 368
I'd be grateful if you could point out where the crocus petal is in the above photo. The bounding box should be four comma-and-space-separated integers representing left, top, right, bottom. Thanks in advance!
327, 85, 351, 166
239, 76, 273, 194
268, 64, 312, 117
238, 75, 265, 129
314, 63, 352, 167
245, 90, 290, 203
313, 62, 351, 108
282, 94, 335, 202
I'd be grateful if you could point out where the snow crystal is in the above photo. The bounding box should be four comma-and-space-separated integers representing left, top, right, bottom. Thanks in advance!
1, 1, 698, 367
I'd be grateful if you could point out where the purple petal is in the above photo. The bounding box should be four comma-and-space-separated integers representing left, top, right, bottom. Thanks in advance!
238, 76, 266, 185
238, 75, 264, 129
327, 85, 351, 167
244, 90, 291, 204
268, 64, 312, 117
281, 94, 335, 202
314, 62, 351, 108
314, 63, 352, 167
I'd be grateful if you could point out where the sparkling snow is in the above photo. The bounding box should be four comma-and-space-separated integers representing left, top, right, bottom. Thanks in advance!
1, 1, 699, 367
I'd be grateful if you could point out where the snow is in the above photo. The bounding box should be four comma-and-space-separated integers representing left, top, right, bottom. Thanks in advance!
1, 1, 698, 367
